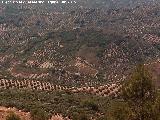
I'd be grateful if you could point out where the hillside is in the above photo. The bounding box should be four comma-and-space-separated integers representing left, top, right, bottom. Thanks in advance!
0, 1, 160, 119
0, 2, 160, 87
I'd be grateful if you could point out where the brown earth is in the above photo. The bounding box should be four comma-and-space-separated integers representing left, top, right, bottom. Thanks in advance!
0, 106, 68, 120
0, 106, 31, 120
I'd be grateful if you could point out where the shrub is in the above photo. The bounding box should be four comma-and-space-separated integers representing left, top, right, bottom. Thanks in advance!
106, 101, 133, 120
30, 108, 48, 120
122, 64, 156, 104
78, 113, 88, 120
107, 64, 159, 120
72, 112, 88, 120
6, 112, 21, 120
82, 100, 99, 111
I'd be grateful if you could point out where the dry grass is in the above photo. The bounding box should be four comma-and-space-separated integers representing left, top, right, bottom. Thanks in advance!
0, 106, 31, 120
0, 107, 70, 120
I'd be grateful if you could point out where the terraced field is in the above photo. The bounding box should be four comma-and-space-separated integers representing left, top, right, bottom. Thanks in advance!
0, 79, 121, 97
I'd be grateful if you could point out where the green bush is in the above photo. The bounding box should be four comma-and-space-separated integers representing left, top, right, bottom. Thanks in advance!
30, 108, 48, 120
82, 100, 99, 111
107, 64, 160, 120
106, 101, 132, 120
60, 31, 76, 41
72, 112, 88, 120
122, 64, 156, 103
6, 112, 21, 120
78, 113, 88, 120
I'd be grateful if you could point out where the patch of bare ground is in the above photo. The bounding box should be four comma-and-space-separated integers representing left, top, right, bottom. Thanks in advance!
0, 106, 69, 120
0, 106, 31, 120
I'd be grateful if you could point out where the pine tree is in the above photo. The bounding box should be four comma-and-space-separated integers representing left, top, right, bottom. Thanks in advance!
107, 64, 160, 120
